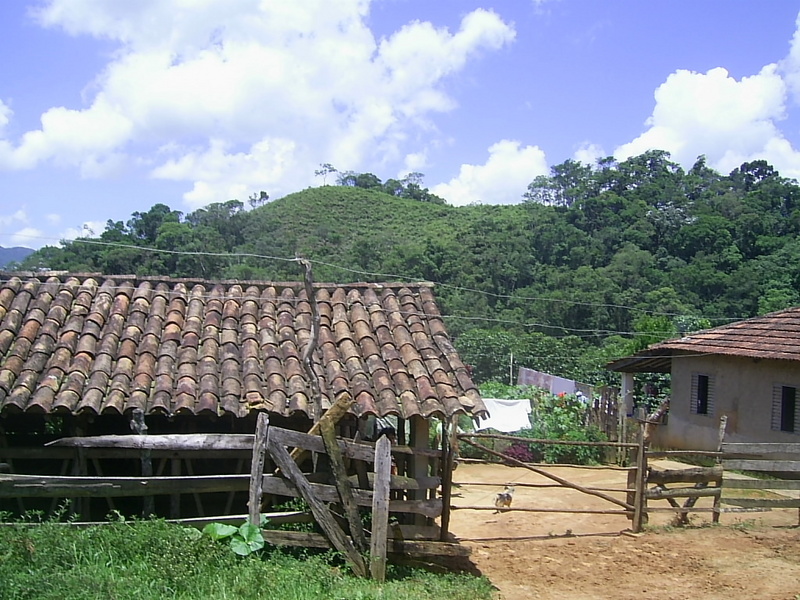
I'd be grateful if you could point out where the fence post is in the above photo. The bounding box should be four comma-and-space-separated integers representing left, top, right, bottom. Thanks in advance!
632, 421, 648, 532
370, 435, 392, 583
248, 412, 270, 526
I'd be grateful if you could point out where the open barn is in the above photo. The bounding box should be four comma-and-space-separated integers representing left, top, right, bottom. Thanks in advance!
0, 272, 486, 548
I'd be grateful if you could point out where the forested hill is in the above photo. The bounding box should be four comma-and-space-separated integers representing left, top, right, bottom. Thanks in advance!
17, 150, 800, 385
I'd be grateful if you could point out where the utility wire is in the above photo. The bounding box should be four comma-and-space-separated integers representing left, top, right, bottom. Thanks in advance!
1, 234, 745, 328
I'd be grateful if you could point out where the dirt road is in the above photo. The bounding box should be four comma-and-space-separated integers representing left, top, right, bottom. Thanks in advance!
446, 462, 800, 600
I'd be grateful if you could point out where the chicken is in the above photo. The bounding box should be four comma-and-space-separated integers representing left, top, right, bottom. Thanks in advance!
494, 485, 515, 511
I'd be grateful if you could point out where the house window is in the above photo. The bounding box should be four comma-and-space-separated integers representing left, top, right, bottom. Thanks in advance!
691, 373, 713, 416
772, 385, 799, 433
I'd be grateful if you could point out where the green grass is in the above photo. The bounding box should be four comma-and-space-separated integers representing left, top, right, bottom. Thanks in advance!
0, 519, 493, 600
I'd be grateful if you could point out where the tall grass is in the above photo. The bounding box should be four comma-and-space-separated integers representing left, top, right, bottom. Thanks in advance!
0, 518, 493, 600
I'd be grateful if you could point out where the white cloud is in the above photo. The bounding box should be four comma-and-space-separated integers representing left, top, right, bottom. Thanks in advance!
9, 227, 44, 247
0, 100, 12, 134
2, 1, 515, 209
431, 140, 548, 206
403, 150, 428, 172
0, 208, 28, 228
614, 65, 800, 179
573, 142, 606, 165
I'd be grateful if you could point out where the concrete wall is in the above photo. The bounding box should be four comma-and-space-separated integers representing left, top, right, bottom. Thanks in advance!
651, 355, 800, 450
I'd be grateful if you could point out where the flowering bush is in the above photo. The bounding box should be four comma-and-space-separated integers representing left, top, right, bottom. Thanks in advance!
503, 442, 536, 464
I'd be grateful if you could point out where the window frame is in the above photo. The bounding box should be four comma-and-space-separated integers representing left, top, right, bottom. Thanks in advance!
690, 373, 714, 416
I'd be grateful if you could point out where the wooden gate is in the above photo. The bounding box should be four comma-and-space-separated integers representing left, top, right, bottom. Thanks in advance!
451, 431, 647, 530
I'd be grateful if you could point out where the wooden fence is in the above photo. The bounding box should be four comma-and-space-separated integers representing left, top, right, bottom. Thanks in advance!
0, 413, 466, 581
720, 442, 800, 525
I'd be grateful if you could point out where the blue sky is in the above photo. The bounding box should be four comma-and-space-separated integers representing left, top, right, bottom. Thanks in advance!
3, 0, 800, 249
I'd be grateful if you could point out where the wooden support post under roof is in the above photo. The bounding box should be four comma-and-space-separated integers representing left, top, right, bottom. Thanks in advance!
409, 415, 430, 526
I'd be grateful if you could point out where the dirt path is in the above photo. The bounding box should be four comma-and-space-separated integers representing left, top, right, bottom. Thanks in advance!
445, 463, 800, 600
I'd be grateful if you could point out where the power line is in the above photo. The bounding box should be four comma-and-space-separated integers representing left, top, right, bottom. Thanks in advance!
1, 234, 745, 327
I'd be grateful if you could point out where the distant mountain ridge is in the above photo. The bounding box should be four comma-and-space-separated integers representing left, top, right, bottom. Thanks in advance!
0, 246, 34, 269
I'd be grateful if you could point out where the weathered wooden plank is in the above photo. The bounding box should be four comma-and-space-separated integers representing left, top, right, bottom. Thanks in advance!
3, 447, 254, 460
721, 498, 800, 509
723, 478, 800, 490
260, 529, 470, 557
723, 460, 800, 472
722, 443, 800, 454
647, 466, 723, 485
320, 418, 366, 553
46, 434, 255, 451
248, 413, 270, 526
645, 486, 721, 500
267, 433, 367, 577
0, 473, 251, 498
646, 450, 723, 458
274, 427, 443, 463
370, 435, 391, 583
348, 473, 441, 491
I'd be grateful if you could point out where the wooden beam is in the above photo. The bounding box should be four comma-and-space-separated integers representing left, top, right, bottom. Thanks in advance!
248, 413, 270, 526
47, 434, 256, 451
370, 435, 392, 583
721, 498, 800, 509
267, 433, 367, 577
723, 478, 800, 490
320, 418, 366, 553
647, 466, 723, 485
722, 443, 800, 454
645, 486, 721, 500
0, 473, 251, 498
723, 460, 800, 472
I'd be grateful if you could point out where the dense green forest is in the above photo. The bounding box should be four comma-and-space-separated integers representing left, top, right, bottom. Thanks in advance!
15, 150, 800, 389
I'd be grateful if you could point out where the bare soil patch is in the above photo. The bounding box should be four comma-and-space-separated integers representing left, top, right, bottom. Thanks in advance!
445, 462, 800, 600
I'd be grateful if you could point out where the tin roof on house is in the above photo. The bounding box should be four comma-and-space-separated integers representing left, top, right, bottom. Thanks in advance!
607, 306, 800, 373
0, 273, 484, 420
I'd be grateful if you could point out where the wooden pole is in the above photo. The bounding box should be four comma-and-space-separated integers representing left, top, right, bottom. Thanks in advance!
320, 418, 367, 552
130, 409, 154, 517
370, 435, 392, 582
632, 422, 648, 532
409, 416, 430, 526
248, 413, 270, 526
712, 414, 728, 523
298, 258, 323, 422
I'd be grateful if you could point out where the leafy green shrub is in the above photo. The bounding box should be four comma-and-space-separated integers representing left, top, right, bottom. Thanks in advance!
519, 389, 607, 464
203, 521, 265, 556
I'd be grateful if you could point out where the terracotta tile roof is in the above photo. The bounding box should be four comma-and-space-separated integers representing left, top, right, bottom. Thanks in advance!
607, 306, 800, 373
0, 274, 484, 420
